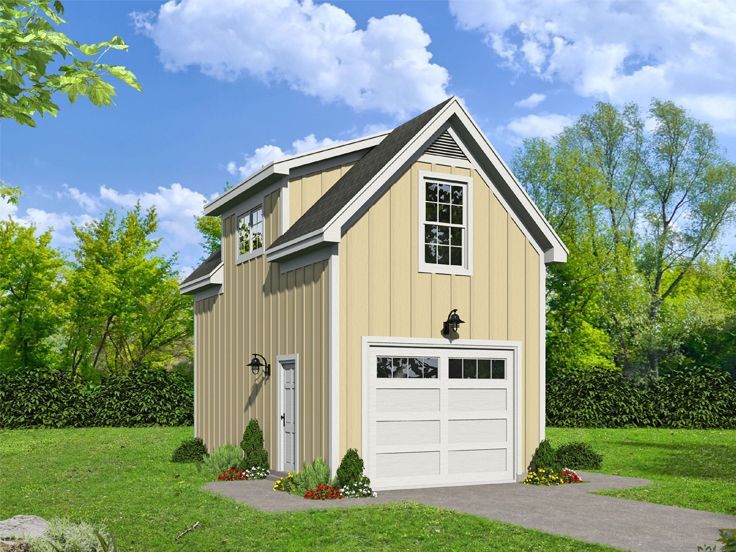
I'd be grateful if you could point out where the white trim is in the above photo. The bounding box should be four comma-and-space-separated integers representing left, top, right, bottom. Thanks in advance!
192, 285, 222, 301
235, 204, 265, 265
418, 153, 472, 169
179, 263, 224, 295
266, 230, 327, 262
361, 336, 523, 490
539, 260, 546, 441
193, 302, 197, 438
328, 250, 340, 476
280, 182, 290, 236
278, 244, 334, 274
276, 354, 299, 472
417, 170, 473, 276
205, 132, 388, 216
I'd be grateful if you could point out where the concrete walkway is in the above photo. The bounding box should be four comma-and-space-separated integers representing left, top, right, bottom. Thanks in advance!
204, 473, 736, 551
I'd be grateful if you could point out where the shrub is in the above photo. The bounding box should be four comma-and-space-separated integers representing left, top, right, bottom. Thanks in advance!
523, 467, 563, 486
0, 368, 193, 429
28, 518, 116, 551
336, 448, 365, 487
294, 458, 331, 495
719, 529, 736, 552
528, 439, 560, 473
203, 444, 242, 479
546, 366, 736, 429
171, 437, 208, 463
555, 442, 603, 470
240, 419, 269, 470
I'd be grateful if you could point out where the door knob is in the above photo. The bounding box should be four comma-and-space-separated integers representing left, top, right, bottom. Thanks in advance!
280, 413, 285, 427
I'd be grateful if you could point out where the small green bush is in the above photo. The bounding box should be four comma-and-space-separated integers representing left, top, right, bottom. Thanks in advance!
555, 442, 603, 470
528, 439, 560, 473
29, 518, 116, 551
203, 444, 242, 478
294, 458, 331, 495
719, 528, 736, 552
240, 419, 269, 470
171, 437, 208, 463
336, 448, 365, 487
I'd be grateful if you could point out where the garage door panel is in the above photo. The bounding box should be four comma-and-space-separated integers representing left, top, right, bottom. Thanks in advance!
376, 388, 440, 412
376, 451, 440, 478
376, 420, 440, 446
448, 418, 507, 443
448, 388, 506, 411
368, 345, 516, 489
448, 449, 507, 474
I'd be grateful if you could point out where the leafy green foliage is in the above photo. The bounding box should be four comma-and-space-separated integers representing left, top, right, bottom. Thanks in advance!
28, 518, 116, 551
195, 214, 221, 256
514, 100, 736, 376
547, 367, 736, 428
0, 0, 140, 127
62, 206, 193, 379
719, 529, 736, 552
528, 439, 560, 473
172, 437, 208, 463
294, 458, 331, 495
202, 444, 242, 479
239, 419, 268, 470
0, 368, 192, 428
0, 221, 64, 370
555, 442, 603, 470
336, 448, 365, 487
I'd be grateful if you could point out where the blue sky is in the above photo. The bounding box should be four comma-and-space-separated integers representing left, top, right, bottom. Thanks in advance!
2, 0, 735, 275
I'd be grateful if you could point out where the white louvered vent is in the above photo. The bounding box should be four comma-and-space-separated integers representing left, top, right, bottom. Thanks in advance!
425, 130, 467, 160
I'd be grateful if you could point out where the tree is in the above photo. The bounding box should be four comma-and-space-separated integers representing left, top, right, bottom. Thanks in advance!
62, 205, 192, 377
1, 0, 140, 127
195, 214, 221, 256
638, 100, 736, 374
513, 99, 736, 376
0, 220, 63, 370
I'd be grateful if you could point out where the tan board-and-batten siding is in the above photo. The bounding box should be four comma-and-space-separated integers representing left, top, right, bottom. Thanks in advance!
339, 160, 543, 467
194, 187, 330, 466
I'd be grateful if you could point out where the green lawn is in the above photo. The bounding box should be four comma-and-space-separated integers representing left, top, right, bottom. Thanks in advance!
0, 427, 610, 551
548, 427, 736, 515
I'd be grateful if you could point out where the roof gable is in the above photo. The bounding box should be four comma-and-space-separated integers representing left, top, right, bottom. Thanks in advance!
267, 97, 567, 264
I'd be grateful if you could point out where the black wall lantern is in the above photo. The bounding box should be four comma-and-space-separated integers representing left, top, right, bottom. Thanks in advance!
246, 353, 271, 377
441, 309, 465, 338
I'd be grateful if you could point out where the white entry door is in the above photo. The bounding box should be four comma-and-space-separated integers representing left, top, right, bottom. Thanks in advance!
366, 344, 516, 490
279, 358, 297, 472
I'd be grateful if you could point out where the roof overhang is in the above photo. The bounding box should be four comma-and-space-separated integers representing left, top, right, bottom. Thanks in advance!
266, 98, 568, 264
179, 262, 224, 295
204, 131, 389, 217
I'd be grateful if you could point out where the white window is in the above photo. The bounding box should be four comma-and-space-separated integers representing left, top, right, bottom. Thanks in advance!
237, 205, 264, 260
419, 172, 472, 275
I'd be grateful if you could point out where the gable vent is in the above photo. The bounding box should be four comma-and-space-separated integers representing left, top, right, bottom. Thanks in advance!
425, 129, 467, 160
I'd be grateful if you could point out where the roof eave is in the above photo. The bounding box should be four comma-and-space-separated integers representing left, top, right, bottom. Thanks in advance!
179, 262, 224, 295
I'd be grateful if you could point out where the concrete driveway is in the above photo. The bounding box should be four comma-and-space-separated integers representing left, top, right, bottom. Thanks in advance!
205, 473, 736, 551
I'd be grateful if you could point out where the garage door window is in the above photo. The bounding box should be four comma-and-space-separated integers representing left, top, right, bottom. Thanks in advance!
377, 356, 439, 378
449, 358, 506, 379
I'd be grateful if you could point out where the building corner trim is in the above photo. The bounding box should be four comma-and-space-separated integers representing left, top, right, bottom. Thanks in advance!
328, 247, 340, 475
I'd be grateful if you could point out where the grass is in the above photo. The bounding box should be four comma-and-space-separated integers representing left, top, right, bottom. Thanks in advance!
0, 427, 611, 551
548, 427, 736, 515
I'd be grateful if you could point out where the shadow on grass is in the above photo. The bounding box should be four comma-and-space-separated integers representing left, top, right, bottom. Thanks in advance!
602, 440, 736, 481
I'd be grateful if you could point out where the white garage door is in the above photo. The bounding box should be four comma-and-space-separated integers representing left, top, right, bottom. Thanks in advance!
365, 345, 516, 490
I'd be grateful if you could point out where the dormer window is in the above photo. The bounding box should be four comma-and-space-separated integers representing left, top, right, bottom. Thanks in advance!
237, 205, 263, 260
419, 172, 472, 275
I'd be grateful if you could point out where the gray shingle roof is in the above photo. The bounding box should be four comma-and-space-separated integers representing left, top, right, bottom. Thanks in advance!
270, 97, 453, 249
180, 247, 222, 285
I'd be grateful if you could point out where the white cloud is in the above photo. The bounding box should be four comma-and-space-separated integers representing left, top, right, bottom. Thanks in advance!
60, 184, 99, 212
515, 93, 546, 109
450, 0, 736, 133
503, 113, 573, 140
227, 134, 344, 180
133, 0, 450, 118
